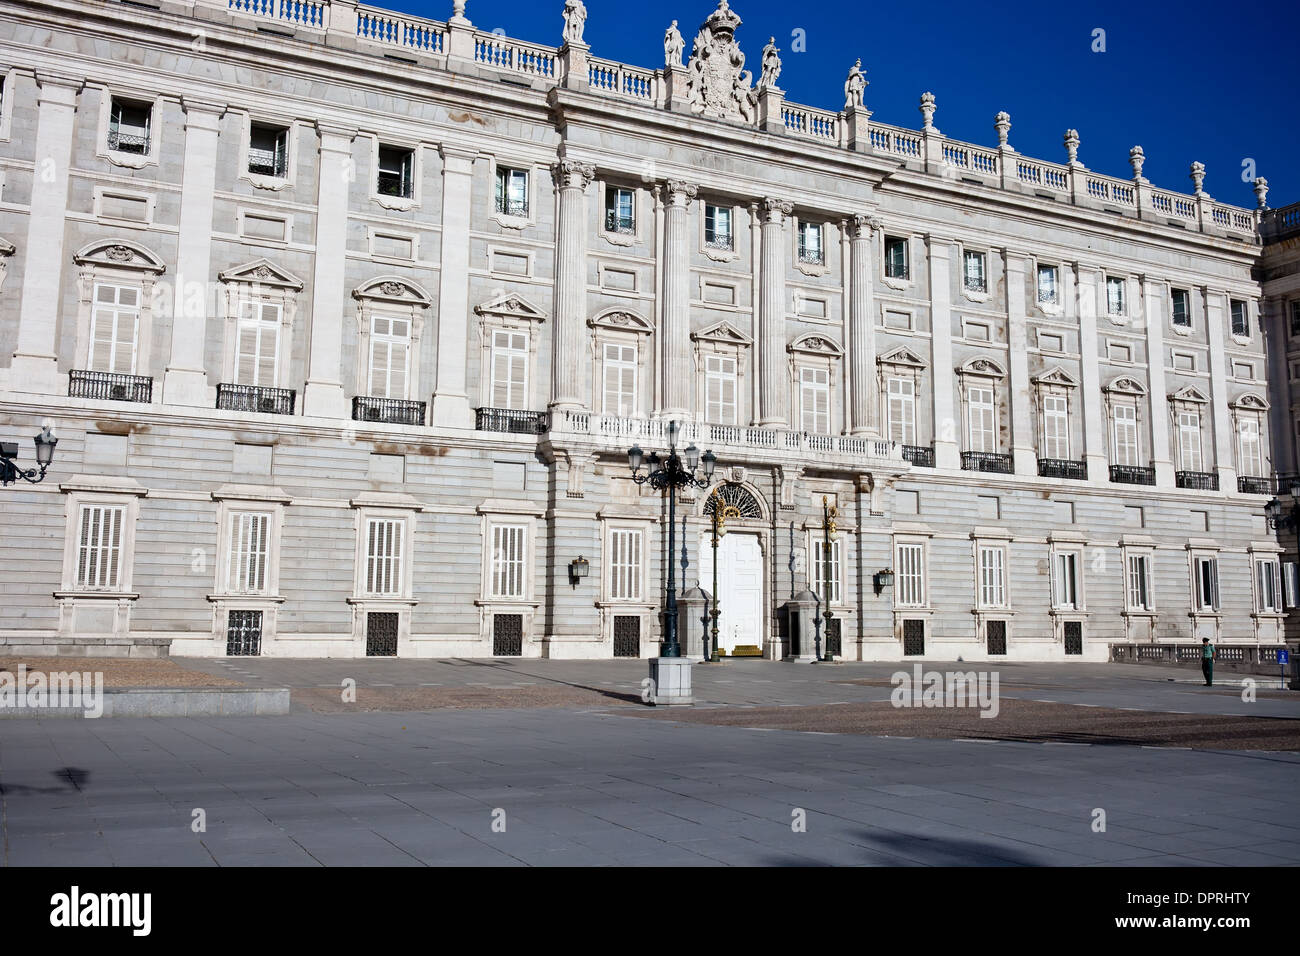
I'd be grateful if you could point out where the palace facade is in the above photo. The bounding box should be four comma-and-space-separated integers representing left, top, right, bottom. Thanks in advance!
0, 0, 1297, 662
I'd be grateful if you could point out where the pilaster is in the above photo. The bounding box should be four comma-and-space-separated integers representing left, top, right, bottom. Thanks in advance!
430, 146, 476, 428
658, 179, 696, 418
1004, 251, 1036, 475
927, 235, 958, 468
848, 215, 878, 433
550, 158, 595, 410
1204, 289, 1237, 490
757, 197, 792, 426
1142, 276, 1174, 486
1075, 264, 1108, 478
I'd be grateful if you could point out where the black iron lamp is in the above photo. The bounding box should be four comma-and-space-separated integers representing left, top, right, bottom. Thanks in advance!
569, 555, 590, 586
873, 568, 895, 596
1, 426, 58, 486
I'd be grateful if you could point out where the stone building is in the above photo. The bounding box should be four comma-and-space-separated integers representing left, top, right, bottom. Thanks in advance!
0, 0, 1296, 662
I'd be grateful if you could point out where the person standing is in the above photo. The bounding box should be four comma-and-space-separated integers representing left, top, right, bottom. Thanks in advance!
1201, 637, 1215, 686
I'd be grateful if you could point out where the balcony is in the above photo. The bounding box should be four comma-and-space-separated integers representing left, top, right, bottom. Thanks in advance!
107, 129, 149, 154
247, 147, 286, 178
797, 248, 825, 266
495, 197, 529, 218
476, 407, 549, 435
704, 233, 734, 251
351, 396, 426, 426
1109, 464, 1156, 485
1038, 458, 1088, 480
376, 172, 411, 198
961, 451, 1014, 474
604, 211, 635, 234
1238, 475, 1275, 495
68, 369, 152, 403
217, 383, 296, 416
1175, 470, 1219, 491
902, 444, 935, 468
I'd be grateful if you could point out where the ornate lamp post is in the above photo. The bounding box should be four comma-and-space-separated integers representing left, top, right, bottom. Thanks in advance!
628, 421, 716, 658
0, 426, 57, 486
818, 495, 838, 663
707, 487, 737, 664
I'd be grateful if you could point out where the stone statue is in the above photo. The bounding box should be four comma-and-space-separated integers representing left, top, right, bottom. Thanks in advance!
664, 20, 684, 68
686, 0, 756, 123
759, 36, 781, 90
843, 58, 865, 109
562, 0, 586, 45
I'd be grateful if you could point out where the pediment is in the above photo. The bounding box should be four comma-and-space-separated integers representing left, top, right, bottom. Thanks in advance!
957, 356, 1007, 378
588, 308, 653, 334
788, 333, 843, 357
354, 274, 431, 306
475, 290, 548, 322
1103, 374, 1147, 395
1031, 365, 1078, 388
73, 238, 166, 274
877, 346, 927, 369
691, 320, 752, 346
1168, 385, 1209, 404
219, 258, 303, 290
1230, 391, 1269, 410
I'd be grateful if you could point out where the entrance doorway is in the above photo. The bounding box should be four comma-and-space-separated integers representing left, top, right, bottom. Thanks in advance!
699, 532, 763, 655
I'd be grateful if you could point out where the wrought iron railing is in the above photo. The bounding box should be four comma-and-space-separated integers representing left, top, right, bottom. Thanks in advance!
376, 171, 411, 198
1175, 470, 1219, 491
475, 407, 549, 434
1038, 458, 1087, 480
798, 247, 825, 265
495, 197, 529, 217
107, 130, 149, 154
604, 211, 635, 233
961, 451, 1014, 474
247, 147, 286, 178
1238, 475, 1275, 495
217, 383, 296, 415
902, 444, 935, 467
1109, 464, 1156, 485
68, 369, 152, 403
705, 234, 734, 251
351, 395, 426, 425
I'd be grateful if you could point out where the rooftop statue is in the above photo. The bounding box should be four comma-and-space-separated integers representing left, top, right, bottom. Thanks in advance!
844, 58, 866, 110
665, 20, 684, 68
562, 0, 586, 45
758, 37, 781, 91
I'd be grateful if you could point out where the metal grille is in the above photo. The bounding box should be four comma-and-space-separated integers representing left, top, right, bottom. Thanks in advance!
226, 610, 263, 656
69, 369, 153, 403
825, 617, 841, 657
613, 615, 640, 658
493, 614, 523, 656
1064, 621, 1083, 655
352, 395, 426, 426
903, 619, 925, 656
703, 482, 762, 519
217, 383, 296, 415
986, 620, 1007, 655
475, 407, 549, 434
365, 612, 398, 657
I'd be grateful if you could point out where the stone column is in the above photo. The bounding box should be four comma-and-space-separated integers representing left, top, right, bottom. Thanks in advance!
758, 197, 792, 426
1075, 264, 1108, 479
1004, 250, 1036, 475
163, 100, 224, 407
430, 146, 475, 428
1204, 289, 1237, 489
927, 235, 958, 468
550, 159, 594, 410
1142, 276, 1173, 486
848, 214, 879, 434
303, 124, 356, 419
658, 180, 696, 418
11, 74, 81, 396
1263, 296, 1296, 473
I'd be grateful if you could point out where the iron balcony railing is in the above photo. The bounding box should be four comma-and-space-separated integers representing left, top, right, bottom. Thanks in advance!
1238, 475, 1275, 495
351, 395, 426, 426
68, 369, 152, 403
961, 451, 1014, 474
107, 129, 149, 154
217, 383, 296, 415
1175, 470, 1219, 491
376, 172, 412, 198
475, 407, 549, 435
798, 247, 825, 265
247, 147, 286, 178
1038, 458, 1088, 480
704, 233, 734, 251
902, 444, 935, 467
495, 197, 529, 217
604, 211, 635, 233
1109, 464, 1156, 485
885, 263, 910, 281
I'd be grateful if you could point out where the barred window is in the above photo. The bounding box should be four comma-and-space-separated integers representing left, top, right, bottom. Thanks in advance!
76, 504, 125, 591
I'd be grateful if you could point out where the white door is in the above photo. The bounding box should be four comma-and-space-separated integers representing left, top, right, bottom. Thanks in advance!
699, 533, 763, 654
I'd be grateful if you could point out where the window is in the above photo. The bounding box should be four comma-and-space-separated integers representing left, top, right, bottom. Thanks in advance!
1036, 264, 1058, 304
1193, 556, 1220, 611
608, 528, 643, 601
811, 536, 842, 605
1042, 395, 1070, 460
248, 123, 288, 178
1238, 418, 1262, 477
377, 146, 414, 199
799, 366, 830, 433
235, 300, 281, 387
1126, 553, 1152, 610
490, 330, 528, 409
227, 512, 270, 594
364, 518, 404, 596
602, 342, 637, 416
967, 385, 995, 453
1256, 558, 1282, 613
705, 204, 733, 249
978, 545, 1006, 608
1284, 562, 1299, 609
1052, 551, 1079, 609
885, 237, 908, 280
89, 282, 141, 374
705, 354, 738, 425
895, 541, 925, 607
1106, 276, 1126, 315
368, 315, 411, 399
76, 504, 125, 591
1172, 289, 1191, 328
490, 524, 526, 599
798, 221, 824, 264
108, 98, 151, 154
1290, 301, 1300, 339
1111, 404, 1139, 466
1177, 410, 1203, 472
605, 186, 635, 233
962, 250, 987, 293
887, 377, 915, 445
495, 166, 529, 217
1230, 299, 1248, 337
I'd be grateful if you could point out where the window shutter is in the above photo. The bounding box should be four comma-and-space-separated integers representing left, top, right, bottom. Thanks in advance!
1209, 560, 1220, 610
1285, 563, 1299, 609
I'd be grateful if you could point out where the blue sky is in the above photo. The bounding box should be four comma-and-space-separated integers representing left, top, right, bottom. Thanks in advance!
402, 0, 1299, 208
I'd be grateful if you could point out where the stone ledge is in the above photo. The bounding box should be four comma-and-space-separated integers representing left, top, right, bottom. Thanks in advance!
0, 636, 172, 658
0, 688, 291, 719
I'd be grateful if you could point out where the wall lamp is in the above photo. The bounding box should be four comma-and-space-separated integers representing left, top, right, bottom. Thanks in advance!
1, 426, 58, 486
873, 569, 895, 596
569, 555, 590, 586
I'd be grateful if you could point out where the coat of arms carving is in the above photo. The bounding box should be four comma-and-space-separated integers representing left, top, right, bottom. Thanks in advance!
686, 1, 756, 124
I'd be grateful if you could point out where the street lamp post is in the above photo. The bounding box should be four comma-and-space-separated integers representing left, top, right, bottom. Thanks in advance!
0, 426, 58, 486
628, 421, 717, 658
708, 487, 729, 664
818, 495, 838, 663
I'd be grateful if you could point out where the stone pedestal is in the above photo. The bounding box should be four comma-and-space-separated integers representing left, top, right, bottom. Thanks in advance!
782, 589, 821, 662
647, 656, 693, 706
676, 586, 710, 660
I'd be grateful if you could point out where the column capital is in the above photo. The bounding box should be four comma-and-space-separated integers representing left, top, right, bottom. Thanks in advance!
34, 74, 82, 106
664, 179, 698, 205
851, 213, 881, 239
181, 99, 225, 132
552, 159, 596, 191
315, 123, 358, 152
761, 197, 792, 223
